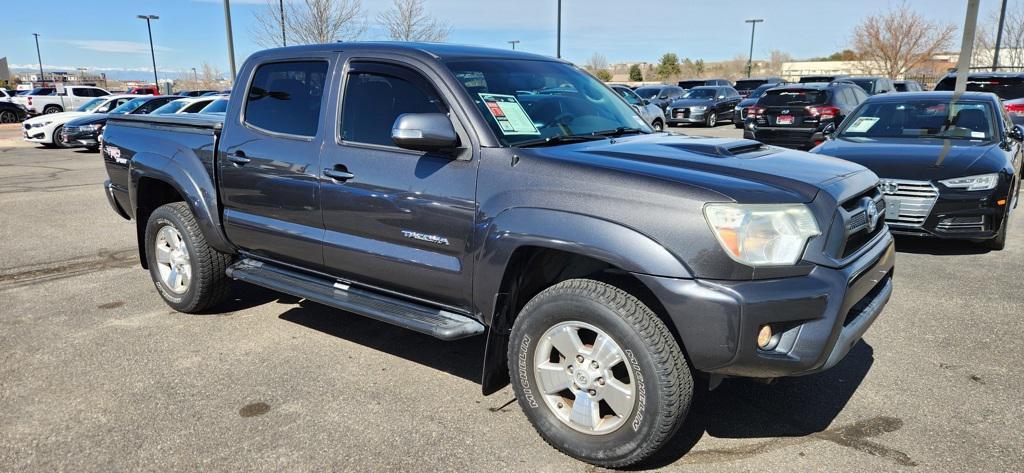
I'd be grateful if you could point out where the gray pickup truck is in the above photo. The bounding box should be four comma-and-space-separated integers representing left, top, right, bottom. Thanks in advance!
100, 42, 894, 467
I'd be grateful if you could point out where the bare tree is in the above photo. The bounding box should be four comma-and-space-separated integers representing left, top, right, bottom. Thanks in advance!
851, 1, 956, 78
251, 0, 366, 47
378, 0, 451, 42
974, 3, 1024, 69
766, 49, 793, 75
584, 53, 608, 72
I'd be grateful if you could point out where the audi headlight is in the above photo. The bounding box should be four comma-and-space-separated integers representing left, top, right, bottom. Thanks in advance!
80, 124, 103, 132
939, 173, 998, 191
704, 203, 820, 266
692, 105, 707, 111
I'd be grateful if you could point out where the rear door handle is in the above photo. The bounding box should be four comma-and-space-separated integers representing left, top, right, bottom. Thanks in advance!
324, 168, 355, 181
227, 151, 251, 165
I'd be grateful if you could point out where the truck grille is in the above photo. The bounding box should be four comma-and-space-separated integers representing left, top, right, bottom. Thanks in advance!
877, 179, 938, 227
837, 188, 886, 258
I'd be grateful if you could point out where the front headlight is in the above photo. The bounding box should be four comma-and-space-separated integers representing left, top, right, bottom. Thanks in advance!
692, 105, 707, 111
939, 173, 998, 191
32, 121, 52, 128
704, 203, 821, 266
80, 124, 103, 132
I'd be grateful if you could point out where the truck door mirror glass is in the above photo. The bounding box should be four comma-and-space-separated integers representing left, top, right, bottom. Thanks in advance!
1010, 124, 1024, 142
391, 113, 458, 152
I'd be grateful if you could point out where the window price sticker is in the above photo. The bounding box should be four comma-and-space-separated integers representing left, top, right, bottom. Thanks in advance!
478, 93, 540, 135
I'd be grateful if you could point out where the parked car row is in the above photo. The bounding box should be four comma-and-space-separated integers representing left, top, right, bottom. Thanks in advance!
21, 93, 228, 150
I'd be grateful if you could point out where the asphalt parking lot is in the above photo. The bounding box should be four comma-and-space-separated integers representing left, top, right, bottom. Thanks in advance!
1, 122, 1022, 472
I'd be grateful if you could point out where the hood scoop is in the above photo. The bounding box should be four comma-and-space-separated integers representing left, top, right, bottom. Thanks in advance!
663, 139, 774, 159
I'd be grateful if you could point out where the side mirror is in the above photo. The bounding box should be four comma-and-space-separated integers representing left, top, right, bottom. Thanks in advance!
718, 95, 725, 99
822, 121, 837, 137
1010, 124, 1024, 142
641, 99, 650, 105
391, 113, 459, 152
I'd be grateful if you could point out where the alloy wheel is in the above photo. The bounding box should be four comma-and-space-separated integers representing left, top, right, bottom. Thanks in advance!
154, 225, 192, 294
533, 321, 637, 435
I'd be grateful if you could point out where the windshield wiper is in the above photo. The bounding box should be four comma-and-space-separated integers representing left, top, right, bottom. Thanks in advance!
590, 127, 647, 137
517, 134, 606, 148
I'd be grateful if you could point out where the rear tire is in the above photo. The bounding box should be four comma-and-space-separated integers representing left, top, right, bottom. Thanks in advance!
144, 202, 232, 313
651, 119, 664, 132
507, 279, 692, 468
0, 110, 18, 123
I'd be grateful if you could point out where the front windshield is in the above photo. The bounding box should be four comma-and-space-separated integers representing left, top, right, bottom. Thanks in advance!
152, 100, 187, 115
201, 99, 228, 113
110, 97, 148, 115
633, 87, 662, 99
838, 99, 996, 141
681, 88, 716, 99
76, 98, 106, 112
446, 60, 650, 146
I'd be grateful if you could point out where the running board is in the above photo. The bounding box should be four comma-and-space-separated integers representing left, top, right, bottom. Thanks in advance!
226, 258, 484, 340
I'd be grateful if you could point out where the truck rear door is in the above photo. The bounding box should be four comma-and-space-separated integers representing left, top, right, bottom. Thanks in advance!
319, 57, 479, 311
217, 57, 333, 270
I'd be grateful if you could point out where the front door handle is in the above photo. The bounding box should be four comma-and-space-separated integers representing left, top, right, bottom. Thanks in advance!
324, 167, 355, 181
227, 151, 251, 165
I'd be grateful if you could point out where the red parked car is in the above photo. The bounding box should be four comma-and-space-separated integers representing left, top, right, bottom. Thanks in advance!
127, 86, 159, 95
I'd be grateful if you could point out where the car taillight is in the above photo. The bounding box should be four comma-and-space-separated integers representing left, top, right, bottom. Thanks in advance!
1005, 102, 1024, 116
805, 105, 840, 120
747, 106, 765, 118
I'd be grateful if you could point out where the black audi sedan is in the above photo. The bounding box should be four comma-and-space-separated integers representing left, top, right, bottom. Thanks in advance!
811, 91, 1021, 249
665, 85, 742, 127
62, 95, 176, 151
744, 82, 868, 149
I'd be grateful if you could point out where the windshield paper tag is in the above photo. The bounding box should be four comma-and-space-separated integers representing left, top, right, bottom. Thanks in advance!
846, 116, 879, 133
478, 93, 540, 135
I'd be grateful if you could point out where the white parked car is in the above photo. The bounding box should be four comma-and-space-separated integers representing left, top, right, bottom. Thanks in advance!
150, 96, 219, 115
197, 96, 229, 114
0, 89, 18, 103
22, 94, 134, 148
16, 85, 110, 115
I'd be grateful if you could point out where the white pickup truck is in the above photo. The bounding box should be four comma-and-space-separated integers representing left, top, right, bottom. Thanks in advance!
15, 85, 110, 115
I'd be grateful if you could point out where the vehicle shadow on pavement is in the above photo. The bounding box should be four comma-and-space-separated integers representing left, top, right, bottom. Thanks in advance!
893, 235, 990, 255
277, 299, 485, 383
637, 342, 875, 469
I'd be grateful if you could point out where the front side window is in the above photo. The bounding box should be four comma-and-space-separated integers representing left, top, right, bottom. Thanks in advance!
134, 98, 174, 114
152, 100, 187, 114
613, 87, 642, 106
182, 100, 212, 113
244, 61, 328, 137
110, 97, 148, 114
76, 98, 105, 112
340, 62, 447, 146
633, 87, 661, 99
838, 100, 996, 141
446, 59, 649, 146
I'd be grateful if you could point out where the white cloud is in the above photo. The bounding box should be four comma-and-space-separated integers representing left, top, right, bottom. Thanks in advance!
66, 40, 172, 54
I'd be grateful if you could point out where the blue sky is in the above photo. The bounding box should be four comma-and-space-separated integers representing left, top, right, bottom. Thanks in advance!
0, 0, 990, 79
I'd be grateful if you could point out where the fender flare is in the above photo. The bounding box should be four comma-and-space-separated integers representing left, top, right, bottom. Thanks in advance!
475, 208, 692, 394
129, 151, 234, 255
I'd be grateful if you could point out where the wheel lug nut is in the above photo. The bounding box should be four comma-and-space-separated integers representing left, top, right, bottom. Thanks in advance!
557, 402, 563, 409
597, 377, 605, 385
591, 361, 599, 369
567, 365, 574, 373
588, 389, 596, 396
576, 355, 584, 363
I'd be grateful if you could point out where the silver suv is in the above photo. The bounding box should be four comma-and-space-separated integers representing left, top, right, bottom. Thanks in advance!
610, 85, 666, 131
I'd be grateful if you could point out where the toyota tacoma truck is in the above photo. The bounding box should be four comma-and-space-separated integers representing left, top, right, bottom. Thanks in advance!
100, 43, 894, 468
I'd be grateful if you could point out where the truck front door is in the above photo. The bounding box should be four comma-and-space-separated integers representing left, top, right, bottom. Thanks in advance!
218, 58, 332, 269
319, 59, 478, 311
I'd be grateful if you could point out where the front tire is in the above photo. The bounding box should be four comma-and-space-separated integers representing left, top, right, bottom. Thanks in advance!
0, 110, 18, 123
651, 119, 664, 132
145, 202, 232, 313
989, 212, 1009, 250
705, 111, 717, 127
52, 125, 71, 148
507, 279, 692, 468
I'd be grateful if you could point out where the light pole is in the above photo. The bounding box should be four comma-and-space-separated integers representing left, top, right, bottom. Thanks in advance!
223, 0, 237, 80
556, 0, 562, 58
744, 19, 763, 78
993, 0, 1008, 71
137, 15, 160, 90
507, 40, 520, 50
32, 33, 44, 85
280, 0, 287, 47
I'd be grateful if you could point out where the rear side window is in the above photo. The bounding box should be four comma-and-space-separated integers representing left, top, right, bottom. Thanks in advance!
935, 76, 1024, 99
244, 61, 328, 137
340, 62, 447, 147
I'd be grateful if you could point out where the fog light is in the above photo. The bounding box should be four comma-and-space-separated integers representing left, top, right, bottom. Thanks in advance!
757, 324, 774, 349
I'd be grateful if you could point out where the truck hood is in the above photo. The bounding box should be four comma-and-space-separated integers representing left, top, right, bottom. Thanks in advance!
812, 137, 1004, 181
528, 133, 873, 203
25, 111, 88, 126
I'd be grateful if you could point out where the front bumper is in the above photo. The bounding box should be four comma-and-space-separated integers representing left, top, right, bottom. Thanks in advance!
888, 190, 1010, 240
22, 125, 51, 143
636, 232, 895, 378
666, 108, 707, 124
63, 127, 101, 147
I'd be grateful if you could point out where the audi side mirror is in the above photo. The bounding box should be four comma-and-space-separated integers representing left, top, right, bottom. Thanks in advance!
822, 122, 837, 137
391, 113, 459, 153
